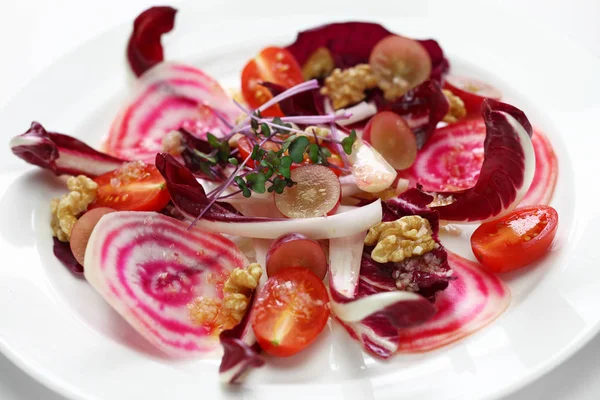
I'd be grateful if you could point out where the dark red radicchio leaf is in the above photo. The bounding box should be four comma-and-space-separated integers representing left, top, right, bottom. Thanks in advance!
329, 188, 451, 359
53, 237, 84, 276
285, 22, 449, 82
377, 188, 453, 300
127, 6, 177, 76
219, 297, 265, 383
10, 122, 125, 177
372, 80, 450, 149
155, 153, 265, 223
177, 129, 227, 181
219, 333, 264, 383
428, 99, 535, 222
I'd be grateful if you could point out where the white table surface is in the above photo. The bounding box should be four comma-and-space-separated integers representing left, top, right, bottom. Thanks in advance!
1, 0, 599, 399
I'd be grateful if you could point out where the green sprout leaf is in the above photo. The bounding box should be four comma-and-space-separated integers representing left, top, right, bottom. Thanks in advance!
260, 123, 271, 137
281, 135, 296, 152
289, 136, 310, 163
234, 176, 251, 198
251, 144, 265, 161
246, 172, 267, 194
280, 156, 292, 168
217, 142, 231, 162
265, 149, 279, 165
341, 129, 357, 155
206, 133, 222, 149
192, 149, 217, 164
228, 157, 239, 166
308, 143, 319, 163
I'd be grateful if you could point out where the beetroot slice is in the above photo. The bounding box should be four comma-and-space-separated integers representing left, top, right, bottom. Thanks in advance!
84, 211, 247, 357
398, 119, 557, 206
397, 251, 510, 352
520, 128, 558, 206
127, 6, 177, 77
105, 62, 239, 163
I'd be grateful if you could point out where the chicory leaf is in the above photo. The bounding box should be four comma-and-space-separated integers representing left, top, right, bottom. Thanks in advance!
127, 6, 177, 76
10, 122, 125, 177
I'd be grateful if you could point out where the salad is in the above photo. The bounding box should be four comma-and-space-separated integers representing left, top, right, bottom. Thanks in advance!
9, 6, 559, 384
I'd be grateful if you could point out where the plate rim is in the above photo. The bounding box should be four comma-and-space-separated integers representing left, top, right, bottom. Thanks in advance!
1, 4, 600, 400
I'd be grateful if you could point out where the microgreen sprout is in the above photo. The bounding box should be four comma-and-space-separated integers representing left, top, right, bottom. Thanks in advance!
187, 80, 358, 229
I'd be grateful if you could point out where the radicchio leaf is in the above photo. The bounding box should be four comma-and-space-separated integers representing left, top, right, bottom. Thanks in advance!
219, 242, 271, 383
10, 122, 125, 177
127, 6, 177, 76
218, 292, 265, 383
219, 332, 264, 383
52, 237, 84, 276
329, 189, 451, 358
428, 99, 535, 222
178, 129, 227, 181
155, 153, 246, 222
372, 80, 449, 149
285, 22, 449, 82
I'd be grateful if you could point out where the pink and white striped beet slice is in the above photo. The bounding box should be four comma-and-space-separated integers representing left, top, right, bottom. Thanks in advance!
519, 129, 558, 206
397, 251, 510, 352
84, 211, 247, 357
398, 119, 558, 205
105, 62, 240, 162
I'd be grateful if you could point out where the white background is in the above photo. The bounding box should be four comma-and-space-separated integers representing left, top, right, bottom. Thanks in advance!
1, 0, 599, 399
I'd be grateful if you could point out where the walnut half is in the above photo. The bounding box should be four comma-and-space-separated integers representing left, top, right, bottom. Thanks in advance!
365, 216, 436, 263
188, 263, 263, 331
442, 89, 467, 124
50, 175, 98, 242
320, 64, 378, 110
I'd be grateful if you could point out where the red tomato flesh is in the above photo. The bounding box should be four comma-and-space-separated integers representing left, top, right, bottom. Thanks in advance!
91, 162, 170, 212
237, 136, 281, 168
241, 47, 304, 117
251, 267, 330, 357
470, 205, 558, 273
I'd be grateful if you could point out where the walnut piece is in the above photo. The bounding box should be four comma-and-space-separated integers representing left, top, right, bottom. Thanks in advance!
50, 175, 98, 242
223, 263, 262, 295
162, 130, 184, 156
188, 263, 263, 331
365, 216, 436, 263
302, 47, 336, 80
442, 89, 467, 123
187, 297, 221, 326
321, 64, 378, 110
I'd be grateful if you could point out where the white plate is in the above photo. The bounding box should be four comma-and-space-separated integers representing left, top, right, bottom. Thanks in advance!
1, 4, 600, 400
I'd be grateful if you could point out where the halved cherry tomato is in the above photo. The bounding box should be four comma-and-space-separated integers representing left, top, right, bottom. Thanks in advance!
90, 162, 170, 211
470, 205, 558, 273
444, 75, 502, 117
241, 47, 304, 117
251, 267, 329, 357
289, 142, 346, 177
237, 136, 281, 168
